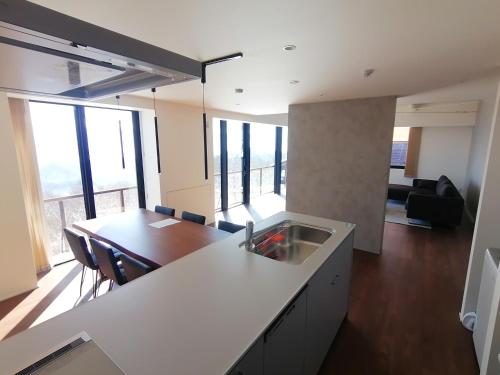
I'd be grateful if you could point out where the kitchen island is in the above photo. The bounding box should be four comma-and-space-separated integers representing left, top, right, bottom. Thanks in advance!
0, 211, 355, 375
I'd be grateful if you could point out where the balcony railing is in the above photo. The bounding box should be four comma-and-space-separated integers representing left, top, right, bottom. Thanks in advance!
214, 162, 287, 211
43, 186, 137, 263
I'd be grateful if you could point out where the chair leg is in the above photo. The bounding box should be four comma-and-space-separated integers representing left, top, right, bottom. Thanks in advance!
96, 270, 103, 296
108, 280, 114, 292
91, 270, 96, 298
79, 265, 86, 297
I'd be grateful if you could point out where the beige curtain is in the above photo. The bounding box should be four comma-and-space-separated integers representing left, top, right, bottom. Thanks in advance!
9, 98, 51, 273
404, 127, 422, 178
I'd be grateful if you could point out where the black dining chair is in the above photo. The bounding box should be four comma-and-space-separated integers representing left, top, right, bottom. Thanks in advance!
155, 205, 175, 217
218, 220, 246, 233
181, 211, 206, 225
89, 238, 127, 292
119, 254, 153, 282
64, 228, 100, 298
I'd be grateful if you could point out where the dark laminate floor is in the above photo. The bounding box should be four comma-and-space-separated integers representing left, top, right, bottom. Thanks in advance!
320, 222, 478, 375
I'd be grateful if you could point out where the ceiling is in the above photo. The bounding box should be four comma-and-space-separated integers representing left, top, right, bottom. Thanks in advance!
31, 0, 500, 115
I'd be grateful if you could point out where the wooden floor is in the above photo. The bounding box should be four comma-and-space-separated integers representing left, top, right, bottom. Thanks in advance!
0, 221, 478, 374
320, 222, 478, 375
0, 261, 110, 341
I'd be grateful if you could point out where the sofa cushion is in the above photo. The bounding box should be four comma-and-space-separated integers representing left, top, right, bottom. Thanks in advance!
437, 183, 455, 197
413, 188, 436, 195
415, 180, 436, 190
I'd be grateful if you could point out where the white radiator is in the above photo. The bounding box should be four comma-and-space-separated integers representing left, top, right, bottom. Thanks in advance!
474, 248, 500, 372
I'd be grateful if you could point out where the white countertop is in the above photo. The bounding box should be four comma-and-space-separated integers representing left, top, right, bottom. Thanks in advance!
0, 211, 355, 375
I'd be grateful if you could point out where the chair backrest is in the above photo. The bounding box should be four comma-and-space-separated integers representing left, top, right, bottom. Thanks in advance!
120, 254, 152, 282
89, 238, 127, 285
64, 228, 97, 269
218, 220, 246, 233
155, 205, 175, 217
181, 211, 206, 225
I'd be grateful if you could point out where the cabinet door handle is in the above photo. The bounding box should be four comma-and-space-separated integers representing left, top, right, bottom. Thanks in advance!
265, 317, 284, 341
330, 274, 340, 285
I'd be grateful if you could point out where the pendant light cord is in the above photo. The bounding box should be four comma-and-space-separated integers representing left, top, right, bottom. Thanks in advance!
202, 83, 206, 113
152, 88, 157, 116
152, 87, 161, 173
115, 95, 125, 169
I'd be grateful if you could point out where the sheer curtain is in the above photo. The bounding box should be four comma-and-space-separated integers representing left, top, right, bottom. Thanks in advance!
9, 98, 51, 272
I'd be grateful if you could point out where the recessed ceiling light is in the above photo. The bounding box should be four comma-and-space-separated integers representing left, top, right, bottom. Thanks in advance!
283, 45, 296, 51
235, 88, 244, 93
290, 80, 299, 85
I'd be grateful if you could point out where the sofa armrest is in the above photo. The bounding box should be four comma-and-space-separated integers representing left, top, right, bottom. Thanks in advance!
412, 178, 438, 189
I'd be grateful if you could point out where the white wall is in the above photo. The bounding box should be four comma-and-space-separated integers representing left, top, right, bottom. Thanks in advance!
418, 126, 472, 193
0, 93, 37, 301
155, 102, 215, 222
461, 80, 500, 321
398, 74, 500, 218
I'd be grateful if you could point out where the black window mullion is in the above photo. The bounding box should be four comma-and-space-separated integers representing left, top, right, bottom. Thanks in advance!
74, 105, 96, 219
132, 111, 147, 209
242, 122, 250, 204
274, 127, 283, 194
220, 120, 228, 211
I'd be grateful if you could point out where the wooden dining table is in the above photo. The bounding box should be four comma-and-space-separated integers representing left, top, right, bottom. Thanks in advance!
73, 209, 230, 268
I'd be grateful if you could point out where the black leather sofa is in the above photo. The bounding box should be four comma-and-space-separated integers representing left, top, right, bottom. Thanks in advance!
406, 175, 464, 227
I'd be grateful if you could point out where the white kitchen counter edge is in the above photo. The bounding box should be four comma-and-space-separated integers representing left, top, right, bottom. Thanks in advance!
0, 211, 355, 375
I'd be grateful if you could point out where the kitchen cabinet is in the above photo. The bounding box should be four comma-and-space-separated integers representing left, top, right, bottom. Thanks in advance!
229, 337, 264, 375
230, 231, 354, 375
304, 233, 353, 375
263, 288, 307, 375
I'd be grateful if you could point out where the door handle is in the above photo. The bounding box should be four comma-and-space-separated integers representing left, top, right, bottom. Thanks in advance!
265, 317, 284, 342
330, 274, 340, 285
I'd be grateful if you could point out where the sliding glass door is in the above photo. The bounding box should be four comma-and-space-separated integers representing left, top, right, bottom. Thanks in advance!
30, 102, 145, 264
250, 123, 276, 198
214, 118, 287, 212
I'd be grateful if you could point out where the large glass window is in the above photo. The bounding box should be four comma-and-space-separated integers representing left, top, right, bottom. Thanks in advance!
85, 107, 139, 217
30, 102, 144, 264
391, 127, 410, 168
31, 102, 87, 264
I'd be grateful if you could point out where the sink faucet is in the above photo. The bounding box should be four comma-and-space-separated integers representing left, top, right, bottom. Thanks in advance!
245, 220, 254, 251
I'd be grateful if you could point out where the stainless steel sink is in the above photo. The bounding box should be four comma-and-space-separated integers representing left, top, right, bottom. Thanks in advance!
241, 220, 334, 265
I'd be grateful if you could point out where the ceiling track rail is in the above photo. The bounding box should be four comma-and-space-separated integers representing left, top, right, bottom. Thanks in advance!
201, 52, 243, 180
